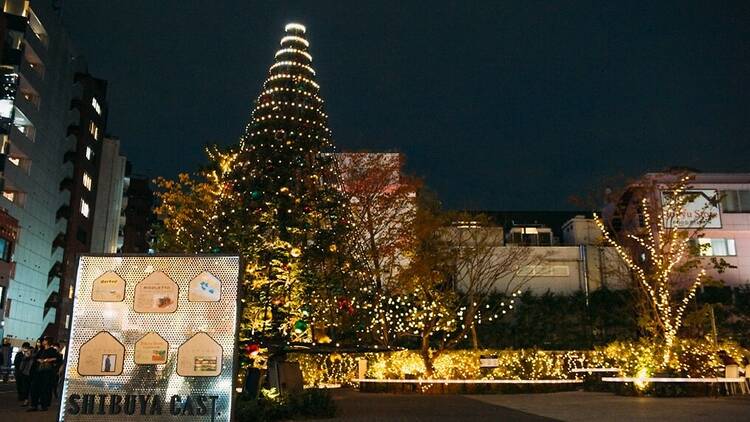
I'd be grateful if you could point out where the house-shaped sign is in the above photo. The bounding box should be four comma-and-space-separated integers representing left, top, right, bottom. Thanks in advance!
77, 331, 125, 376
177, 332, 223, 377
91, 271, 126, 302
133, 271, 179, 313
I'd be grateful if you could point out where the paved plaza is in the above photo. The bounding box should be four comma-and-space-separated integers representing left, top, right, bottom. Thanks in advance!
2, 383, 749, 421
324, 389, 750, 422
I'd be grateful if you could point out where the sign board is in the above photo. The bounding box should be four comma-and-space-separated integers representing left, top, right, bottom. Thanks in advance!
661, 189, 721, 229
60, 255, 241, 422
479, 355, 499, 368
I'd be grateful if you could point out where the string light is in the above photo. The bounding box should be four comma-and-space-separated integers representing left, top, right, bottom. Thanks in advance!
285, 23, 307, 33
594, 175, 711, 365
280, 35, 309, 48
275, 48, 313, 62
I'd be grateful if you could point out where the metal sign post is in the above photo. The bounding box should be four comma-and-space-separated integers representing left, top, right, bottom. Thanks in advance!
59, 254, 241, 422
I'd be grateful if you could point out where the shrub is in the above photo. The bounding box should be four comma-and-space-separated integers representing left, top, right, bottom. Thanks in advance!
234, 388, 336, 421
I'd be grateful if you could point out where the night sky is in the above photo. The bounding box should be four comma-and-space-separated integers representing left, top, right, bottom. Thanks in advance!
62, 1, 750, 210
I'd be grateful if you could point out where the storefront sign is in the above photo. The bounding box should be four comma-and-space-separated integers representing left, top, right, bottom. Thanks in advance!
60, 255, 241, 422
661, 189, 721, 229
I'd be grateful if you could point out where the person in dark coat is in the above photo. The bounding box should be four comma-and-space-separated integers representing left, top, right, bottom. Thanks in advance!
1, 338, 12, 383
28, 337, 58, 412
13, 342, 34, 405
50, 342, 63, 400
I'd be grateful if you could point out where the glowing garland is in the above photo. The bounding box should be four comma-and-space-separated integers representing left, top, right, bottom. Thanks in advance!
270, 61, 316, 75
275, 48, 313, 62
280, 35, 309, 47
593, 175, 711, 365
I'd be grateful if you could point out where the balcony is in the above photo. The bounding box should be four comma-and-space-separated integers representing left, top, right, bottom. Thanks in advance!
19, 56, 42, 80
9, 123, 34, 153
55, 204, 70, 221
43, 291, 59, 318
47, 261, 62, 286
51, 232, 66, 253
63, 149, 76, 164
5, 14, 28, 32
66, 124, 80, 137
59, 176, 73, 192
24, 29, 47, 61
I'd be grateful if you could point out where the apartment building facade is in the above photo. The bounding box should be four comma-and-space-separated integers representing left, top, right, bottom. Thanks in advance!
0, 0, 127, 346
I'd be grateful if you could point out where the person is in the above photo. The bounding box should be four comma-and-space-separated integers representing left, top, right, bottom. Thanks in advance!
13, 342, 33, 406
28, 337, 58, 412
49, 342, 63, 401
0, 338, 12, 383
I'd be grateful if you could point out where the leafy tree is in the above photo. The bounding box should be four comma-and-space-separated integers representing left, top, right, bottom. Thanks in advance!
393, 197, 539, 375
335, 152, 420, 346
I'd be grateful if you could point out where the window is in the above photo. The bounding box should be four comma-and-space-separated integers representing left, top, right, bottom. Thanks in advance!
721, 190, 750, 213
2, 190, 24, 206
82, 172, 92, 190
88, 121, 99, 140
18, 123, 35, 141
80, 199, 90, 218
85, 146, 93, 160
698, 238, 736, 257
91, 97, 101, 115
0, 237, 11, 261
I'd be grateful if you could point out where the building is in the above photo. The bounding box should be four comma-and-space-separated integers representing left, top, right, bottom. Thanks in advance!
453, 211, 629, 296
52, 71, 110, 341
334, 152, 416, 290
0, 208, 18, 340
608, 172, 750, 288
90, 136, 126, 254
0, 0, 127, 346
121, 175, 154, 253
0, 0, 78, 346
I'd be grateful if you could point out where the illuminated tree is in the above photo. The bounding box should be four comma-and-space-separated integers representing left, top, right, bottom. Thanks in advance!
156, 23, 359, 353
153, 146, 230, 252
594, 173, 729, 365
335, 152, 420, 346
395, 199, 539, 376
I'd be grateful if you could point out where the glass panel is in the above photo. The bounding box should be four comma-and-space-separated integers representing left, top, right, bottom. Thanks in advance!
720, 190, 739, 212
727, 239, 736, 256
711, 239, 727, 256
739, 191, 750, 212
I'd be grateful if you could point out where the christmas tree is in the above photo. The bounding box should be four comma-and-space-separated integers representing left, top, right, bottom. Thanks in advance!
210, 23, 358, 353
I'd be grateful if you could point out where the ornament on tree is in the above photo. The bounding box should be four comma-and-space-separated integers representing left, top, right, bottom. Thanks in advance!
290, 247, 302, 258
243, 343, 260, 356
337, 297, 355, 315
293, 319, 309, 334
251, 191, 262, 200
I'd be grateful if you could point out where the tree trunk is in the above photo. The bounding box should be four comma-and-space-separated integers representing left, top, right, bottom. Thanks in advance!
470, 324, 479, 350
421, 335, 434, 377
